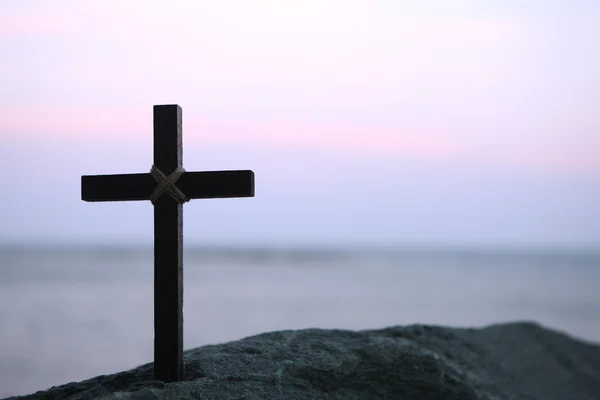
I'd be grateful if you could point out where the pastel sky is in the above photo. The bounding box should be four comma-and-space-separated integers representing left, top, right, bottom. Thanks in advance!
0, 0, 598, 248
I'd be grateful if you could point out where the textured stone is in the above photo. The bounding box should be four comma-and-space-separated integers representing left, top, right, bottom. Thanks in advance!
6, 322, 600, 400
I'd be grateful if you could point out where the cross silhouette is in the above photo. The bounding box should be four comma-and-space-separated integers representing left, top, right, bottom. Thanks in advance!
81, 104, 255, 381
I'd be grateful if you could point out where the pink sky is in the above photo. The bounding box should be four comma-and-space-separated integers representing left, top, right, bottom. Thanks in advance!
2, 103, 598, 175
1, 0, 599, 246
1, 1, 598, 173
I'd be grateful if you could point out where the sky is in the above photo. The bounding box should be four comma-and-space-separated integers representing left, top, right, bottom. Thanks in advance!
0, 0, 599, 248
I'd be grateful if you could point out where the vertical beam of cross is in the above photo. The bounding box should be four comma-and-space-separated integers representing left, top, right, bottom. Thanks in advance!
153, 105, 184, 381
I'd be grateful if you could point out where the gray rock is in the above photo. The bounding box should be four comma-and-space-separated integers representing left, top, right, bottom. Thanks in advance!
5, 322, 600, 400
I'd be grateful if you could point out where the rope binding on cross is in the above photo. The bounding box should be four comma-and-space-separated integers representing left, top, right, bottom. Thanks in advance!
149, 165, 190, 205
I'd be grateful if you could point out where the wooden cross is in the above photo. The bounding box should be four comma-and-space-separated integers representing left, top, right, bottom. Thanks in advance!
81, 104, 255, 382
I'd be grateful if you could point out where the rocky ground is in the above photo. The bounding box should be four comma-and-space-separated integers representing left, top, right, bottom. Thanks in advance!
6, 321, 600, 399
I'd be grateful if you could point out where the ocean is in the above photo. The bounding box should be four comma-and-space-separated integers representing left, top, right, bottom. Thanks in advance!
0, 245, 599, 398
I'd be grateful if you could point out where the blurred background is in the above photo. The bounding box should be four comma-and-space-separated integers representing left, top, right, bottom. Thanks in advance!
1, 0, 599, 397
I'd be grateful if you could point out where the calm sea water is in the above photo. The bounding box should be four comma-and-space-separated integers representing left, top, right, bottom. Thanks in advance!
0, 245, 599, 397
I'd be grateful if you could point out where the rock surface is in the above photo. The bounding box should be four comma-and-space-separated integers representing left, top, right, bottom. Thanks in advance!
6, 322, 600, 400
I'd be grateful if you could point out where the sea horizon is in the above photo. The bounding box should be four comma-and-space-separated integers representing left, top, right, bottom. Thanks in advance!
1, 242, 599, 397
2, 239, 599, 255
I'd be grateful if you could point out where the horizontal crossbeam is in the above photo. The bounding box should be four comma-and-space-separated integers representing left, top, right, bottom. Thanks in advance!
82, 170, 254, 202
